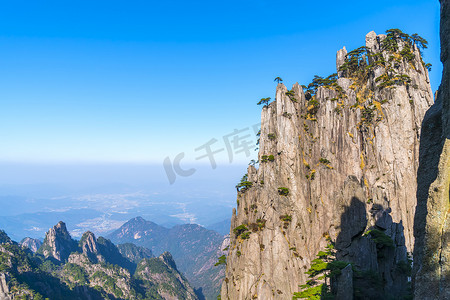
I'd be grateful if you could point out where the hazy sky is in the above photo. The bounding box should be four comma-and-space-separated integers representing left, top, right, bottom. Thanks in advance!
0, 0, 441, 166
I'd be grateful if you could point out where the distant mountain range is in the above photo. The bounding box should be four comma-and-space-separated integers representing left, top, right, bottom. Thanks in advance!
107, 217, 229, 300
0, 221, 199, 299
0, 193, 232, 242
0, 216, 228, 299
206, 219, 231, 236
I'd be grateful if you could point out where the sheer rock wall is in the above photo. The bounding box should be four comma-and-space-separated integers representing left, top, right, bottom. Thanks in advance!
222, 31, 433, 299
413, 1, 450, 298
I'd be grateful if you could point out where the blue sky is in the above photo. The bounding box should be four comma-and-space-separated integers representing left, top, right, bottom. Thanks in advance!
0, 0, 442, 166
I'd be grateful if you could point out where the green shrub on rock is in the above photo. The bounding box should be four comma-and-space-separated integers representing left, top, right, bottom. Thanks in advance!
278, 187, 290, 196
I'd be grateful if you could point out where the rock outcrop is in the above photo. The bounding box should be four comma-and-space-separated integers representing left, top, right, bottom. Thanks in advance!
0, 232, 11, 245
0, 274, 10, 300
79, 231, 100, 259
413, 1, 450, 298
222, 30, 433, 299
117, 243, 153, 264
136, 252, 199, 300
64, 230, 198, 299
108, 216, 226, 299
1, 222, 199, 299
37, 221, 78, 262
19, 237, 42, 253
78, 231, 135, 271
66, 251, 136, 299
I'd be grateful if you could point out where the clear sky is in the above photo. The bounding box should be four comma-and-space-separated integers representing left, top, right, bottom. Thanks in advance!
0, 0, 442, 166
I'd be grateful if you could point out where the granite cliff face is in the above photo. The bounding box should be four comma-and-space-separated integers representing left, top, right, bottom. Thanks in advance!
117, 243, 154, 264
0, 232, 12, 245
135, 252, 198, 300
413, 1, 450, 298
19, 237, 42, 253
37, 221, 78, 262
64, 227, 199, 299
0, 222, 199, 300
76, 230, 135, 271
0, 274, 10, 300
222, 30, 433, 299
108, 216, 227, 299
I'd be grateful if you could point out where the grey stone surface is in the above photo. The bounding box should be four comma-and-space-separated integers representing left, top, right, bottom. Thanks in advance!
336, 264, 353, 300
336, 46, 347, 78
0, 274, 10, 300
38, 221, 78, 262
19, 237, 42, 253
413, 1, 450, 298
222, 30, 432, 299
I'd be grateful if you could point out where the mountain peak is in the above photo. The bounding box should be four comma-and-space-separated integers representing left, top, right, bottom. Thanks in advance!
222, 29, 433, 299
135, 255, 198, 300
55, 220, 65, 228
129, 216, 146, 224
122, 216, 160, 230
0, 230, 13, 245
54, 221, 70, 236
20, 237, 42, 253
413, 1, 450, 297
37, 221, 78, 262
79, 231, 96, 243
79, 231, 100, 262
108, 216, 167, 243
159, 251, 177, 270
108, 217, 226, 299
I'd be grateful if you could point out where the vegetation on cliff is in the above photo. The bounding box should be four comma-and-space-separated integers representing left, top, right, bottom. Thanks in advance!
222, 28, 432, 299
0, 223, 199, 300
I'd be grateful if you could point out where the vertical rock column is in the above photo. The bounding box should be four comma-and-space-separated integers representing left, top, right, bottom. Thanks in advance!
223, 30, 433, 299
0, 274, 11, 300
413, 1, 450, 299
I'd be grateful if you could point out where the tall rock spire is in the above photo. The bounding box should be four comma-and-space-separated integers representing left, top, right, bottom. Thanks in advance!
413, 0, 450, 298
222, 30, 433, 299
37, 221, 78, 262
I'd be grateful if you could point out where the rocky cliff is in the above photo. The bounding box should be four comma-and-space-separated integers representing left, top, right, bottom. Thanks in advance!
222, 29, 433, 299
64, 226, 199, 299
117, 243, 154, 264
0, 232, 11, 245
0, 274, 10, 300
413, 1, 450, 298
20, 237, 42, 253
0, 222, 199, 300
77, 230, 135, 271
135, 252, 198, 300
108, 216, 227, 299
37, 221, 78, 262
